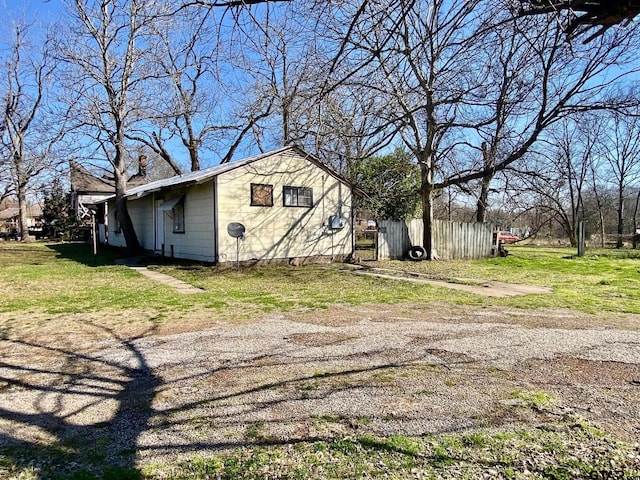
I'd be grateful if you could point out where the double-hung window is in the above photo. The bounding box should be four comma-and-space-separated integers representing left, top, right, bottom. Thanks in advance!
283, 186, 313, 208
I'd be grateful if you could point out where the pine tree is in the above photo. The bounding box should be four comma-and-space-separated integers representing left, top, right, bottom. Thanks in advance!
42, 179, 75, 238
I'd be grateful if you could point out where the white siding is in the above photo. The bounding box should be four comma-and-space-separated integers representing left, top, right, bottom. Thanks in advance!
106, 200, 124, 248
159, 182, 216, 262
106, 196, 154, 249
106, 150, 353, 263
216, 151, 353, 263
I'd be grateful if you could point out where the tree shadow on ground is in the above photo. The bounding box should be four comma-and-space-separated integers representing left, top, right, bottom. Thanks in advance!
45, 242, 215, 270
1, 330, 420, 478
45, 242, 121, 267
0, 316, 519, 479
0, 322, 159, 479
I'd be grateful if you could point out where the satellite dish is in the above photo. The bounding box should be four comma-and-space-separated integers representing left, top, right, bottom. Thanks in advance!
227, 222, 245, 239
328, 215, 346, 230
227, 223, 246, 270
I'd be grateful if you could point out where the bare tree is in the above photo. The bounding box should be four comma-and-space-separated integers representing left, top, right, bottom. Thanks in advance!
598, 109, 640, 247
320, 0, 503, 258
212, 2, 390, 176
225, 2, 319, 150
588, 161, 609, 247
513, 117, 599, 245
324, 0, 640, 259
469, 22, 535, 223
55, 0, 292, 251
129, 4, 273, 172
1, 23, 64, 240
302, 89, 397, 178
55, 0, 173, 252
436, 15, 640, 185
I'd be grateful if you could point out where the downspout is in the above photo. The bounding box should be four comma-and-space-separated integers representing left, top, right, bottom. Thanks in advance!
152, 192, 156, 252
213, 176, 219, 264
322, 175, 326, 226
351, 185, 356, 260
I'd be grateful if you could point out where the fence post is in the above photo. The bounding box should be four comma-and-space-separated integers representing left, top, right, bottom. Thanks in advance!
577, 221, 585, 257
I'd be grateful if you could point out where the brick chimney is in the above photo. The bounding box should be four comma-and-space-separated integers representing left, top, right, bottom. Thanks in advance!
138, 155, 147, 177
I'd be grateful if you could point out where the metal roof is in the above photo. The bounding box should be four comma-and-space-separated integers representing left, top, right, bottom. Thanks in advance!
115, 146, 351, 200
121, 146, 292, 199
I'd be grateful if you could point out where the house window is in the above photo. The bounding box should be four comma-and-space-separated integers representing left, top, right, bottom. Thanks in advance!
283, 186, 313, 208
173, 198, 185, 233
251, 183, 273, 206
160, 196, 186, 233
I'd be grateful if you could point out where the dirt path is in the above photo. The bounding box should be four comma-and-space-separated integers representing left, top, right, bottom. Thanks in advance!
347, 266, 553, 297
0, 304, 639, 472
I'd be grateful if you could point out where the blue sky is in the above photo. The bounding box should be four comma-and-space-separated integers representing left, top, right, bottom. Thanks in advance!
0, 0, 64, 24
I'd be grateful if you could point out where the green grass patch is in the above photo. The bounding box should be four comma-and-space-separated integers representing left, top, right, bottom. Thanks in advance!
244, 422, 266, 440
3, 243, 640, 331
136, 423, 639, 479
510, 388, 557, 410
0, 243, 186, 316
376, 245, 640, 314
2, 243, 640, 478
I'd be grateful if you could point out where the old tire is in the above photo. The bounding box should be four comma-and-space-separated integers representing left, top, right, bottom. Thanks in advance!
408, 245, 427, 261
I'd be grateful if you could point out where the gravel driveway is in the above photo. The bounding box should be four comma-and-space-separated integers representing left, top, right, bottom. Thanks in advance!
1, 303, 639, 472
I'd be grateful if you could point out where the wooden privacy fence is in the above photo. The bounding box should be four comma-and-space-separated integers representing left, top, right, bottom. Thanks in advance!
378, 219, 495, 260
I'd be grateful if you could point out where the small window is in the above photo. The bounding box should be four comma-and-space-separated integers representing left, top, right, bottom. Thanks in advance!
173, 198, 185, 233
159, 196, 185, 233
251, 183, 273, 207
283, 186, 313, 208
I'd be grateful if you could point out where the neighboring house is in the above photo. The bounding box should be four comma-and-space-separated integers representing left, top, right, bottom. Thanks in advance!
70, 161, 115, 221
0, 204, 43, 236
70, 157, 148, 221
100, 146, 355, 264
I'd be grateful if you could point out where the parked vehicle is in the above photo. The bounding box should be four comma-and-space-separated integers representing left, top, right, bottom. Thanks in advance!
0, 229, 20, 241
497, 231, 520, 243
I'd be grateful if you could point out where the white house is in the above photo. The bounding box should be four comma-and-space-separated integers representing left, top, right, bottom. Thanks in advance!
101, 146, 355, 264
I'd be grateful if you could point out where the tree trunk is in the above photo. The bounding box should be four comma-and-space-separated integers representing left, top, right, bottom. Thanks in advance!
420, 157, 435, 260
115, 197, 139, 252
422, 185, 434, 260
617, 184, 624, 248
633, 188, 640, 247
188, 144, 200, 172
476, 176, 490, 223
568, 226, 577, 247
114, 144, 141, 253
17, 182, 32, 242
114, 178, 140, 253
476, 142, 492, 223
282, 50, 291, 146
14, 151, 32, 242
590, 164, 605, 248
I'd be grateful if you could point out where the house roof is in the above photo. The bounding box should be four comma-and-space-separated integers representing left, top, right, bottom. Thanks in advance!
70, 161, 147, 195
70, 161, 115, 194
0, 205, 43, 221
113, 146, 353, 201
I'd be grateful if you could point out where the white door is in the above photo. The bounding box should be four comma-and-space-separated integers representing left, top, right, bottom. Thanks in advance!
155, 199, 164, 252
